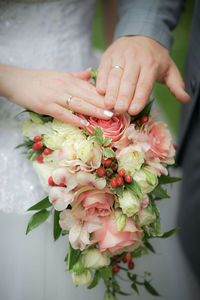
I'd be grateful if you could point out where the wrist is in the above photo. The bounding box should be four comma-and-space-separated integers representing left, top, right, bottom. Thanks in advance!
0, 64, 23, 99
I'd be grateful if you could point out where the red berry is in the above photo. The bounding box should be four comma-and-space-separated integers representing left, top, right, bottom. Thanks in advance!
43, 148, 52, 155
128, 260, 135, 270
48, 176, 55, 186
118, 169, 125, 177
97, 168, 106, 177
37, 154, 43, 164
123, 256, 128, 263
173, 144, 177, 150
131, 121, 137, 128
112, 163, 118, 172
124, 253, 132, 262
33, 136, 42, 142
103, 158, 112, 167
139, 116, 149, 125
32, 141, 43, 151
116, 176, 124, 186
113, 265, 120, 273
124, 174, 132, 183
110, 178, 117, 188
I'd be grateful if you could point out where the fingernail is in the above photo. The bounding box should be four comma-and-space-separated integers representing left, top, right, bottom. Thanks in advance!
130, 103, 140, 113
104, 110, 113, 117
80, 120, 90, 126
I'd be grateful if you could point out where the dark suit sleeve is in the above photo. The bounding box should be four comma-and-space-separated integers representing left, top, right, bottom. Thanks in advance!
114, 0, 184, 51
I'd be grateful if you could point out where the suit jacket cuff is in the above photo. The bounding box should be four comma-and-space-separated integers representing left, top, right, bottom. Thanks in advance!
114, 19, 173, 51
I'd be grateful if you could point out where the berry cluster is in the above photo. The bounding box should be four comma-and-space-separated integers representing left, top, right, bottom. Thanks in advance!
32, 136, 52, 164
97, 158, 133, 188
112, 253, 135, 274
48, 176, 65, 187
131, 115, 149, 128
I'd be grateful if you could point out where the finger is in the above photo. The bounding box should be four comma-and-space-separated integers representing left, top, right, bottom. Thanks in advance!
67, 77, 107, 109
165, 61, 191, 103
47, 103, 90, 128
71, 68, 91, 81
114, 61, 140, 113
96, 55, 111, 95
128, 66, 157, 115
59, 96, 113, 120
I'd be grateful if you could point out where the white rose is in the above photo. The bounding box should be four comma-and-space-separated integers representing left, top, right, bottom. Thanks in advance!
72, 269, 93, 286
133, 168, 158, 194
77, 140, 94, 163
118, 151, 144, 175
119, 191, 140, 217
82, 248, 110, 269
138, 206, 156, 227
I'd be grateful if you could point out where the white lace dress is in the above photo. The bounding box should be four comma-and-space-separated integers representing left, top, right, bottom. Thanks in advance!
0, 1, 105, 299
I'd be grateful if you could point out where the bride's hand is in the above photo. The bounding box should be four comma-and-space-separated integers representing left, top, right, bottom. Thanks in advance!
0, 64, 113, 128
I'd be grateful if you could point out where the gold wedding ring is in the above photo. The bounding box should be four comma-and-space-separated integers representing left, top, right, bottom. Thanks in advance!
66, 95, 72, 109
112, 65, 124, 71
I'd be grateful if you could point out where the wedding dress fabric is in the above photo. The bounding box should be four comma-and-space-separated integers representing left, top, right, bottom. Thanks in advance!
0, 0, 98, 214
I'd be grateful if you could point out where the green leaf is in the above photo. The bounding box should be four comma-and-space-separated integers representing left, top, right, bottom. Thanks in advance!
103, 147, 115, 158
91, 68, 98, 85
113, 186, 124, 196
125, 180, 143, 201
131, 246, 149, 258
152, 185, 170, 200
144, 240, 156, 253
128, 272, 137, 282
93, 126, 104, 145
144, 281, 160, 296
159, 227, 180, 238
27, 197, 52, 211
99, 266, 113, 281
88, 271, 100, 289
136, 99, 154, 119
26, 209, 51, 234
158, 175, 182, 185
62, 230, 69, 236
53, 210, 62, 241
103, 137, 112, 147
131, 283, 139, 295
117, 291, 131, 296
67, 243, 81, 271
29, 112, 44, 124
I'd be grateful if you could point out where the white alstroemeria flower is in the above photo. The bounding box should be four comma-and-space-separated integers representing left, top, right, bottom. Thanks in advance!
52, 167, 77, 192
49, 187, 74, 211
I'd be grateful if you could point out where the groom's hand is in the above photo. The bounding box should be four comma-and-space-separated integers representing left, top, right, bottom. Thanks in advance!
96, 36, 190, 115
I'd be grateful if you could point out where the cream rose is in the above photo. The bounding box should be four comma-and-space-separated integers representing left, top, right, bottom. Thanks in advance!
72, 269, 92, 286
82, 248, 110, 269
118, 150, 144, 175
138, 206, 156, 227
118, 191, 140, 217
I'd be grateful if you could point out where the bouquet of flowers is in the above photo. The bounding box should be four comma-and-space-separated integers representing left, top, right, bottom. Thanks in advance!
17, 72, 181, 299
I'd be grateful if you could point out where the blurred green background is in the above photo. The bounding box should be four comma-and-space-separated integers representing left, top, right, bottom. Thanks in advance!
92, 0, 194, 136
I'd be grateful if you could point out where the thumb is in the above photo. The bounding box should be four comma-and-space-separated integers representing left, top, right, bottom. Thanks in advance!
165, 61, 191, 103
71, 68, 91, 81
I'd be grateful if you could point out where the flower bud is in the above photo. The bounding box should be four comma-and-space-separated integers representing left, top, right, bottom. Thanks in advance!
116, 214, 126, 231
82, 248, 110, 269
72, 269, 93, 286
133, 168, 158, 194
119, 191, 140, 217
138, 206, 156, 227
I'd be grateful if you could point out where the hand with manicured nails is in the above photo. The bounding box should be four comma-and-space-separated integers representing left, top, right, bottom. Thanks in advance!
96, 36, 191, 116
0, 64, 113, 128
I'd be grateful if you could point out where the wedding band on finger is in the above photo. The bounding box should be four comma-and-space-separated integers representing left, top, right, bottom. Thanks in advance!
112, 65, 124, 71
66, 95, 73, 109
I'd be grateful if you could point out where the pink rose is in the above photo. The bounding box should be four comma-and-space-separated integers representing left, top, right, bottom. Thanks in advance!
146, 120, 175, 164
93, 211, 142, 255
72, 187, 114, 220
79, 113, 130, 143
